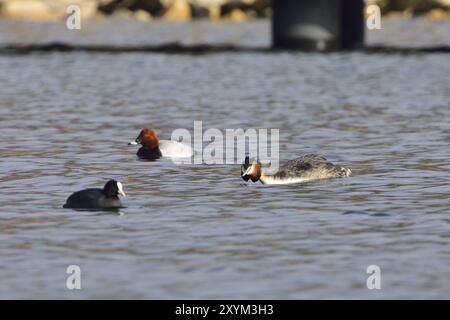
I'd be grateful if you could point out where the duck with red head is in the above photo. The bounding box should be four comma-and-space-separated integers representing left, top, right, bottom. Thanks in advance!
129, 129, 163, 160
129, 128, 193, 160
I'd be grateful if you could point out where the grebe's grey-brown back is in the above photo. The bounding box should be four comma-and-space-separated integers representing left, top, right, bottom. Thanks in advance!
241, 155, 351, 185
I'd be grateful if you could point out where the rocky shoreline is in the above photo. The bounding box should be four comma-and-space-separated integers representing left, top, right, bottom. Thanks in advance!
0, 0, 449, 22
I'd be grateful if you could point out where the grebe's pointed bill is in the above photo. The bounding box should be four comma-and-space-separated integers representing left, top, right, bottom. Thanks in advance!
243, 166, 253, 177
128, 141, 138, 145
117, 182, 126, 197
241, 156, 251, 181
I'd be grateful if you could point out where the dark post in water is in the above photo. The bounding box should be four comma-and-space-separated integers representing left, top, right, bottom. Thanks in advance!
272, 0, 365, 50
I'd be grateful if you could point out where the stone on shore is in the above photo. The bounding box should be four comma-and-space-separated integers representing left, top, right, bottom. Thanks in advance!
425, 8, 450, 19
134, 8, 153, 21
227, 8, 247, 21
162, 0, 191, 20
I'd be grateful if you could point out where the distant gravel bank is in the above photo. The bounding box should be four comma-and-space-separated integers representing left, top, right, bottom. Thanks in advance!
0, 0, 449, 22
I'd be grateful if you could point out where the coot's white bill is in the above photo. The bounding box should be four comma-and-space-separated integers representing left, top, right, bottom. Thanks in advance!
117, 182, 126, 197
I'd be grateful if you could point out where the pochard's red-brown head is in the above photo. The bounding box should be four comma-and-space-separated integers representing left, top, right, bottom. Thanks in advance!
135, 129, 159, 150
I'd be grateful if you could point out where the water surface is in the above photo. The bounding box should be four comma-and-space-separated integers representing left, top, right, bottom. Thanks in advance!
0, 18, 449, 299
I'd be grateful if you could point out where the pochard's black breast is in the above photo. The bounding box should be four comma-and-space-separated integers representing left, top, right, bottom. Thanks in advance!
63, 188, 121, 209
137, 147, 162, 160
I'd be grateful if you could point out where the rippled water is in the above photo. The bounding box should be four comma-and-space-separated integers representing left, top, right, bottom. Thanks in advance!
0, 18, 449, 299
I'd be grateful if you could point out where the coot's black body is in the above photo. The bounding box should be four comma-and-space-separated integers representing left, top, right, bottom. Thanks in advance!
63, 180, 124, 209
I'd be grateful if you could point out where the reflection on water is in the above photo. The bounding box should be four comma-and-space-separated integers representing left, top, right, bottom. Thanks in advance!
0, 18, 449, 299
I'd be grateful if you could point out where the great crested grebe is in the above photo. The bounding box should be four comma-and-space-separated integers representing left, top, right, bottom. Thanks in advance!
241, 155, 351, 185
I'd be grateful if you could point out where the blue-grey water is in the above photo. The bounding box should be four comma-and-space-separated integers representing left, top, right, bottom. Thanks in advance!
0, 17, 449, 299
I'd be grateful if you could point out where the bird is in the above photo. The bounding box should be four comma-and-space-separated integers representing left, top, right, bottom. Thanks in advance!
241, 155, 351, 185
63, 179, 126, 209
128, 128, 192, 160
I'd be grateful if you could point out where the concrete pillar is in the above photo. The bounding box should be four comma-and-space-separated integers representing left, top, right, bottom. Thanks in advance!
272, 0, 364, 50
